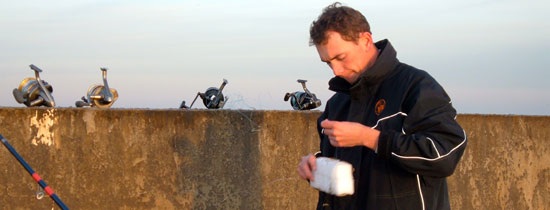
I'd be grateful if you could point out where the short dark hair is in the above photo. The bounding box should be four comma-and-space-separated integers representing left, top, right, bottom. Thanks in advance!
309, 2, 370, 46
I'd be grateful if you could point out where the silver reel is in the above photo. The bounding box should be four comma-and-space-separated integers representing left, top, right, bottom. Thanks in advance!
180, 79, 228, 109
75, 68, 118, 108
12, 64, 56, 107
284, 79, 321, 110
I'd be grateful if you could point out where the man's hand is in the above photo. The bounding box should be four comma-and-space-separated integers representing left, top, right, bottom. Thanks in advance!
321, 119, 380, 150
297, 154, 317, 181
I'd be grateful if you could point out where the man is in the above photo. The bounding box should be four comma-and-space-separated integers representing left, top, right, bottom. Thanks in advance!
297, 2, 467, 210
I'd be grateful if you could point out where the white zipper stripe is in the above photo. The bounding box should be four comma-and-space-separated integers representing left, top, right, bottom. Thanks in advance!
416, 174, 426, 210
372, 112, 408, 129
427, 137, 441, 158
392, 129, 467, 161
372, 112, 466, 161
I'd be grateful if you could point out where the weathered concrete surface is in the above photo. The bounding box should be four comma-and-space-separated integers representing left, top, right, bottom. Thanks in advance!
0, 108, 548, 209
448, 115, 550, 210
0, 108, 319, 209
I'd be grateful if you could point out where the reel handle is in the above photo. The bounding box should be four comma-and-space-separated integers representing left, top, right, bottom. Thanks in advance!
100, 67, 113, 102
75, 100, 89, 107
215, 79, 228, 99
284, 92, 294, 102
75, 96, 91, 107
29, 64, 43, 73
187, 92, 201, 109
208, 79, 228, 108
297, 79, 312, 95
29, 64, 55, 107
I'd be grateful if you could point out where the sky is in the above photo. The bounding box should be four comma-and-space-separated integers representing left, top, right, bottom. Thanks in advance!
1, 0, 549, 115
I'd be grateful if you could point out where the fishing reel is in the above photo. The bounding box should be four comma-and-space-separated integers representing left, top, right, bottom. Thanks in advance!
12, 64, 56, 107
180, 79, 228, 109
284, 79, 321, 110
75, 67, 118, 108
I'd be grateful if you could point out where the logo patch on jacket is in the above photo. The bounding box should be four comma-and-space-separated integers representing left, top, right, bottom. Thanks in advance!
375, 99, 386, 115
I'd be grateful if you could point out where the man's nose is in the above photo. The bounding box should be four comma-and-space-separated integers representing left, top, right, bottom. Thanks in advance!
330, 63, 344, 76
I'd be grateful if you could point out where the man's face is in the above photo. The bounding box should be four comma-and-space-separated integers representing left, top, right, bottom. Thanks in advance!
315, 31, 371, 84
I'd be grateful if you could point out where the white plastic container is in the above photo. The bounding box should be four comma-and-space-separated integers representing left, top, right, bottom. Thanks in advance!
310, 157, 355, 196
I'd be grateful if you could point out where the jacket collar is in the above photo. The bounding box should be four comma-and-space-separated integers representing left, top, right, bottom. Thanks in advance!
328, 39, 399, 93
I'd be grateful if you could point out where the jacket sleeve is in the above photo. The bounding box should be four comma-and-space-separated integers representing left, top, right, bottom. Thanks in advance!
376, 72, 467, 178
316, 106, 330, 158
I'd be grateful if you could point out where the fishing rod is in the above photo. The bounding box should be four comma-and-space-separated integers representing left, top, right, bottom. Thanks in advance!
0, 134, 69, 210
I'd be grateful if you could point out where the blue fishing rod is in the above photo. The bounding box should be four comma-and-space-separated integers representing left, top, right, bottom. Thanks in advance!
0, 134, 69, 210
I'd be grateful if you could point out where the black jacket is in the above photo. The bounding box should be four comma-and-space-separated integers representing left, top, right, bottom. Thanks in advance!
316, 40, 467, 210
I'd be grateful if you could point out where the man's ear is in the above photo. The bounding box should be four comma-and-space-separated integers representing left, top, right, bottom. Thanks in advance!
359, 32, 372, 48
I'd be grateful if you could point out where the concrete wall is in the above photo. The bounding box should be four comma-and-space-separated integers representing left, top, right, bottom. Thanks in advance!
0, 108, 548, 209
449, 115, 550, 210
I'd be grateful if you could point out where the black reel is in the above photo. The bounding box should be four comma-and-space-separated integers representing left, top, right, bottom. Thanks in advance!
75, 67, 118, 108
180, 79, 228, 109
12, 64, 56, 107
284, 79, 321, 110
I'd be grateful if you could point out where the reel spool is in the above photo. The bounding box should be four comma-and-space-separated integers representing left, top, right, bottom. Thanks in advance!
180, 79, 228, 109
12, 64, 56, 107
284, 79, 321, 110
75, 68, 118, 108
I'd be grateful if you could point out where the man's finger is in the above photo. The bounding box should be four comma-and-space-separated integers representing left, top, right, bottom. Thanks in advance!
297, 167, 304, 178
297, 167, 307, 179
305, 155, 316, 181
308, 154, 317, 171
321, 119, 336, 129
305, 167, 313, 181
298, 155, 315, 181
300, 162, 313, 181
330, 138, 342, 147
330, 138, 337, 147
322, 128, 331, 136
298, 162, 307, 179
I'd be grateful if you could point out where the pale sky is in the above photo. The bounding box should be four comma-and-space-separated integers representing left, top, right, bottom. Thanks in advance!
1, 0, 549, 115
